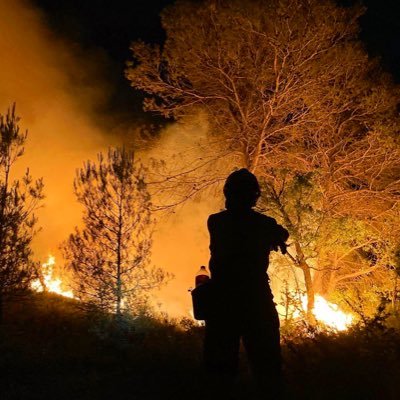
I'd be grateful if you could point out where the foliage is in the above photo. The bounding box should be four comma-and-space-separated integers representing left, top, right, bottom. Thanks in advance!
62, 148, 168, 318
283, 324, 400, 399
2, 292, 400, 399
126, 0, 400, 313
0, 104, 44, 322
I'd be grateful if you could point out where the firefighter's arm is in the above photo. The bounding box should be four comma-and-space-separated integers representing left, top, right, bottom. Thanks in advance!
270, 220, 289, 254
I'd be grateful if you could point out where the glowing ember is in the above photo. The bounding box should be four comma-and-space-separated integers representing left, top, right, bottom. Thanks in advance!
31, 255, 74, 298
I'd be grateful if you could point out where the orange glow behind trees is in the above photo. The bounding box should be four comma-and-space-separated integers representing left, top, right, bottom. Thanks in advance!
0, 105, 44, 323
0, 0, 399, 327
61, 148, 169, 318
126, 0, 400, 318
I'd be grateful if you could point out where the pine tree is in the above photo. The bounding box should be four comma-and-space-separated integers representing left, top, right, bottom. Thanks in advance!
62, 148, 167, 319
0, 104, 44, 324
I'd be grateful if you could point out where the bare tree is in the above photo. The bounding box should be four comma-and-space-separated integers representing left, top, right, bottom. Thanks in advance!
126, 0, 400, 316
0, 104, 44, 324
62, 148, 168, 319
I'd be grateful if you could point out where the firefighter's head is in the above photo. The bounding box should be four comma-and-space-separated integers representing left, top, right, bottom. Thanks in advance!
223, 169, 261, 210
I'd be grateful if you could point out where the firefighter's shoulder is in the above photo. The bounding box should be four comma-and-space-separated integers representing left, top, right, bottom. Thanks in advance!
207, 210, 229, 227
252, 210, 277, 226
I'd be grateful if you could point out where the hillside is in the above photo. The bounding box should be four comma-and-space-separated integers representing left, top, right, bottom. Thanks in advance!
1, 292, 400, 399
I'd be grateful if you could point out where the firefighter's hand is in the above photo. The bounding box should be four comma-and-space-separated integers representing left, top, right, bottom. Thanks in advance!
271, 241, 287, 254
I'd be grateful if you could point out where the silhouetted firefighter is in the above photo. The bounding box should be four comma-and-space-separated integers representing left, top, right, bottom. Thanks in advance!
204, 169, 289, 399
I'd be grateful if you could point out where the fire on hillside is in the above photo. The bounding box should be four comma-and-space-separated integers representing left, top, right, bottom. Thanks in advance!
276, 294, 354, 331
31, 256, 354, 331
31, 255, 74, 299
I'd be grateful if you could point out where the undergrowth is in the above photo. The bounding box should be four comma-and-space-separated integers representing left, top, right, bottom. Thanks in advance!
1, 292, 400, 399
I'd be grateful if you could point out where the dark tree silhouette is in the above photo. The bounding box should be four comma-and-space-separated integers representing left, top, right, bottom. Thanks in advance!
0, 104, 44, 324
62, 148, 168, 319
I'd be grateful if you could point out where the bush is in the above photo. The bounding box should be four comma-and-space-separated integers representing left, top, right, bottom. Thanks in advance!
2, 292, 400, 399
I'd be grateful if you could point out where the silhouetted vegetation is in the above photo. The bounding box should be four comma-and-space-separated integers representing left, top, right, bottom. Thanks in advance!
0, 105, 44, 325
2, 292, 400, 399
61, 148, 168, 318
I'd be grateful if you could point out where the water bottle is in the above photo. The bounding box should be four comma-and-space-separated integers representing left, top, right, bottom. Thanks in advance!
192, 266, 211, 320
195, 265, 210, 287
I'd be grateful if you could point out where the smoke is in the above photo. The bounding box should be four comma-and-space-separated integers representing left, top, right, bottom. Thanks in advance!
0, 0, 222, 318
144, 118, 224, 317
0, 0, 111, 258
151, 202, 214, 317
0, 2, 351, 323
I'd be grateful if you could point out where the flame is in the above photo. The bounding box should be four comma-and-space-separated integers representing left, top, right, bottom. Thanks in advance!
31, 255, 74, 298
280, 293, 353, 331
30, 255, 353, 332
307, 295, 353, 331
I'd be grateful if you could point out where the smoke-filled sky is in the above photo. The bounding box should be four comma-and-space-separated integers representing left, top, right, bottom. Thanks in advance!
33, 0, 400, 115
0, 0, 111, 256
33, 0, 173, 123
0, 0, 214, 317
1, 0, 400, 317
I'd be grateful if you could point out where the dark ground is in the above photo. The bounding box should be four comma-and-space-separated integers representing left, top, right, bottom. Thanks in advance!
1, 292, 400, 400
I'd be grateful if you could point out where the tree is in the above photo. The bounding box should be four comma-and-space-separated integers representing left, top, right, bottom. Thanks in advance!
126, 0, 400, 317
62, 148, 167, 319
0, 104, 44, 324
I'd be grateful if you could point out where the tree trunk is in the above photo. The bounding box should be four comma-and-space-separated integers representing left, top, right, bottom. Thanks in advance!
313, 269, 334, 296
295, 241, 316, 323
268, 187, 317, 322
302, 266, 316, 322
116, 234, 122, 320
115, 192, 123, 321
0, 292, 3, 326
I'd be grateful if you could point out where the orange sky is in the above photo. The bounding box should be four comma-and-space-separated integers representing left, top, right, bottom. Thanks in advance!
0, 0, 224, 318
